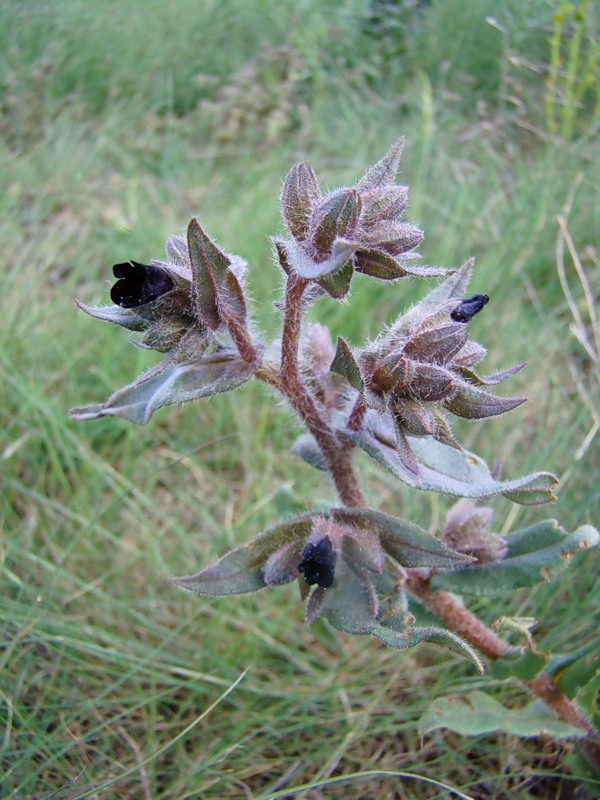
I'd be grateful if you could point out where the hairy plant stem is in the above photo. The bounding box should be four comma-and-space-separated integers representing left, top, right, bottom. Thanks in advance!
277, 273, 365, 508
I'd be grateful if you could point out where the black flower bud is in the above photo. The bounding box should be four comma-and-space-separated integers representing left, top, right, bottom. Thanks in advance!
450, 294, 489, 323
111, 261, 174, 308
298, 537, 336, 588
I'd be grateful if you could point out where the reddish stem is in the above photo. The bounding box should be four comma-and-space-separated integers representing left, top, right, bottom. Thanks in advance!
277, 274, 365, 507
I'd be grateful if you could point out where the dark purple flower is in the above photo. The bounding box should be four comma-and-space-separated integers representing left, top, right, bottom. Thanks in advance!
298, 537, 336, 588
111, 261, 174, 308
451, 294, 489, 323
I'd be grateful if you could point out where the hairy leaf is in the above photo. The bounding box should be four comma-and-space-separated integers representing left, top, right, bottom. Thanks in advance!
281, 237, 357, 280
354, 248, 448, 280
317, 259, 354, 298
356, 137, 404, 193
188, 217, 230, 330
69, 349, 257, 425
281, 161, 321, 241
445, 382, 526, 420
331, 508, 473, 569
431, 521, 599, 595
75, 301, 146, 331
343, 412, 558, 504
322, 568, 483, 671
385, 259, 475, 344
311, 189, 361, 256
330, 336, 363, 391
171, 514, 319, 595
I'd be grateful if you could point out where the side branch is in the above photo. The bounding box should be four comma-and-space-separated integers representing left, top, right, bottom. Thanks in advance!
406, 572, 598, 744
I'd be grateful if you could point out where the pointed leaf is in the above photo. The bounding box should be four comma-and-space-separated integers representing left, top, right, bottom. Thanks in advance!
355, 250, 449, 281
393, 399, 437, 437
445, 382, 526, 419
385, 259, 475, 344
342, 411, 558, 504
188, 217, 230, 330
219, 270, 247, 326
264, 540, 306, 586
165, 233, 191, 272
330, 336, 363, 391
458, 363, 526, 386
273, 237, 292, 275
420, 692, 585, 739
453, 339, 488, 368
69, 349, 258, 425
317, 258, 354, 299
356, 137, 404, 192
392, 420, 420, 475
75, 300, 146, 331
368, 221, 424, 255
331, 508, 473, 569
172, 514, 320, 595
393, 360, 456, 401
431, 522, 599, 595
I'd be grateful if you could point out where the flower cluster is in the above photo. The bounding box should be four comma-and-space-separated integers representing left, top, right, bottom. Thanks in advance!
274, 138, 448, 298
356, 276, 524, 474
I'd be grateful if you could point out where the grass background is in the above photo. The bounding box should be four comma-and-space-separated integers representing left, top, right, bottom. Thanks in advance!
2, 0, 599, 797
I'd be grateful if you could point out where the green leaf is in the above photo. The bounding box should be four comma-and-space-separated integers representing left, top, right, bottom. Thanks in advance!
420, 692, 586, 739
547, 637, 600, 683
330, 336, 363, 391
575, 672, 600, 730
171, 514, 319, 595
431, 521, 599, 596
344, 412, 558, 505
69, 349, 257, 425
552, 639, 600, 701
321, 568, 483, 671
489, 649, 550, 681
332, 508, 473, 569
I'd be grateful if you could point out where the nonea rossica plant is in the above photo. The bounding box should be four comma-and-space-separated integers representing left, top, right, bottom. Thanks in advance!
71, 139, 599, 759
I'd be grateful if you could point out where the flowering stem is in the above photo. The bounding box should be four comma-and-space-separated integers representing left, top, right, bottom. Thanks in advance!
264, 274, 597, 755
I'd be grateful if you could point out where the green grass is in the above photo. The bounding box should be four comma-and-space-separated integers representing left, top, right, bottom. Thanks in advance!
2, 1, 599, 798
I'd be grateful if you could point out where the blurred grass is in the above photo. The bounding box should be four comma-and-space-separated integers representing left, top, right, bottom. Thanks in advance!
2, 0, 599, 798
